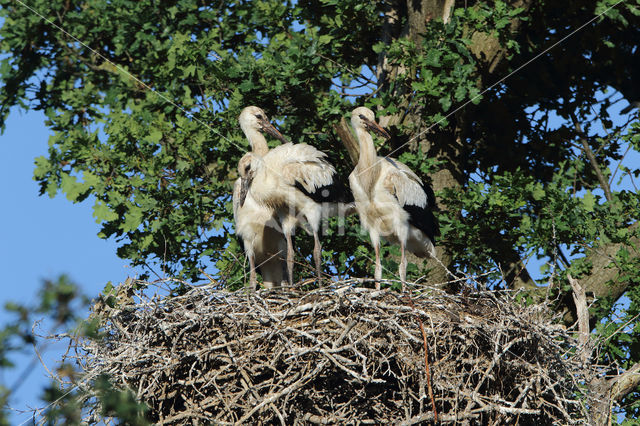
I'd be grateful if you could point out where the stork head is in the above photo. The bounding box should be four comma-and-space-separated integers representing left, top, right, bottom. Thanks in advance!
351, 107, 391, 140
237, 152, 255, 207
239, 106, 288, 144
237, 152, 254, 179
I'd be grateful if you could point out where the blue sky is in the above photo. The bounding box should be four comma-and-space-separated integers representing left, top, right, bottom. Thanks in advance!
1, 0, 639, 421
0, 107, 139, 424
2, 99, 637, 424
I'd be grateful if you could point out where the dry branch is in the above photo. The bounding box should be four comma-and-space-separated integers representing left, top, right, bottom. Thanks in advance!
568, 273, 591, 365
72, 281, 597, 424
333, 117, 359, 166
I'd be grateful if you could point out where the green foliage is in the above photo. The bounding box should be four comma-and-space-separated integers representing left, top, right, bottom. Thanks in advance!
0, 276, 87, 423
37, 275, 87, 323
93, 375, 149, 425
38, 374, 150, 425
1, 276, 85, 365
41, 384, 83, 425
0, 276, 151, 424
1, 0, 640, 420
0, 385, 8, 426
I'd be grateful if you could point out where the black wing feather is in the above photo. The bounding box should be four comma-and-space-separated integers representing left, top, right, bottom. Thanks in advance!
402, 181, 440, 243
293, 175, 354, 204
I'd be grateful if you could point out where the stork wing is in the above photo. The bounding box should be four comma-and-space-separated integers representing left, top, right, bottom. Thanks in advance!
263, 143, 343, 201
382, 157, 440, 242
231, 177, 247, 251
232, 177, 242, 221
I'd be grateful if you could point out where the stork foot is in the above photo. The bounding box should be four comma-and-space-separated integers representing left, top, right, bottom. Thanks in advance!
374, 243, 381, 290
400, 243, 407, 293
248, 254, 257, 292
286, 232, 294, 286
313, 232, 323, 286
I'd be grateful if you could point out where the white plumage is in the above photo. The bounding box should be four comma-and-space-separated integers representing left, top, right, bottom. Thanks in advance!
232, 153, 287, 290
233, 106, 289, 290
348, 106, 439, 291
249, 142, 337, 208
247, 138, 349, 285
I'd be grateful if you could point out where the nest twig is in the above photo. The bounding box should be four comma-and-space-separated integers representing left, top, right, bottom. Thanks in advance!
73, 281, 594, 424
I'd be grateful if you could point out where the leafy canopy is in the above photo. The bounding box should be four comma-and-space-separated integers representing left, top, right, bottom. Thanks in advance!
1, 0, 640, 420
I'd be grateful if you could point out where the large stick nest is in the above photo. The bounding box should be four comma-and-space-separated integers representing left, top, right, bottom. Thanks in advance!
78, 281, 593, 425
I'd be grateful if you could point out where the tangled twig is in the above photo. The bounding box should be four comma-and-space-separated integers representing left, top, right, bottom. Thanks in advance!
66, 281, 595, 424
405, 294, 438, 423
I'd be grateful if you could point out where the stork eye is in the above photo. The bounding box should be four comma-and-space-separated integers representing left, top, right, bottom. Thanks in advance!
244, 164, 251, 172
255, 114, 264, 120
359, 114, 366, 120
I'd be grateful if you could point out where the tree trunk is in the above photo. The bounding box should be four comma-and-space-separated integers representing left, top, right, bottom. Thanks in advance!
373, 1, 465, 289
561, 223, 640, 325
589, 362, 640, 425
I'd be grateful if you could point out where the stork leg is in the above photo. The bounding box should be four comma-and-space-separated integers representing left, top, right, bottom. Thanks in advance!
399, 241, 407, 293
313, 230, 322, 284
248, 254, 257, 292
286, 231, 294, 286
374, 242, 382, 290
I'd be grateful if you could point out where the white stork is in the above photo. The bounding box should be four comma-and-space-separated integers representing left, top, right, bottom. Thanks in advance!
233, 106, 289, 290
233, 153, 287, 290
348, 107, 439, 291
238, 106, 288, 154
244, 126, 350, 285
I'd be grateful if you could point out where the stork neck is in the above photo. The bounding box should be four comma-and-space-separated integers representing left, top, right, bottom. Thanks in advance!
354, 127, 379, 194
355, 127, 377, 169
245, 128, 269, 156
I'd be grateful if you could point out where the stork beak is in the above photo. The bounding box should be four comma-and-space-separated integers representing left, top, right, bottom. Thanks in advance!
363, 118, 391, 140
239, 175, 252, 207
261, 121, 289, 144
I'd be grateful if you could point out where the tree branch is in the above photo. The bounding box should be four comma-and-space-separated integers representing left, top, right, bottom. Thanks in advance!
612, 362, 640, 402
590, 362, 640, 425
496, 247, 537, 290
562, 223, 639, 325
333, 117, 359, 166
442, 0, 455, 24
571, 113, 614, 202
468, 0, 535, 73
567, 273, 590, 364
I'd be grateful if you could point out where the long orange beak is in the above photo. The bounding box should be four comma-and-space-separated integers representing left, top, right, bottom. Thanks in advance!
260, 120, 289, 144
361, 116, 391, 139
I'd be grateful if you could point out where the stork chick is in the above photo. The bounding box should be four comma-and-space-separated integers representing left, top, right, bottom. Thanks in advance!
348, 107, 439, 291
245, 130, 351, 285
234, 106, 289, 290
233, 153, 287, 290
